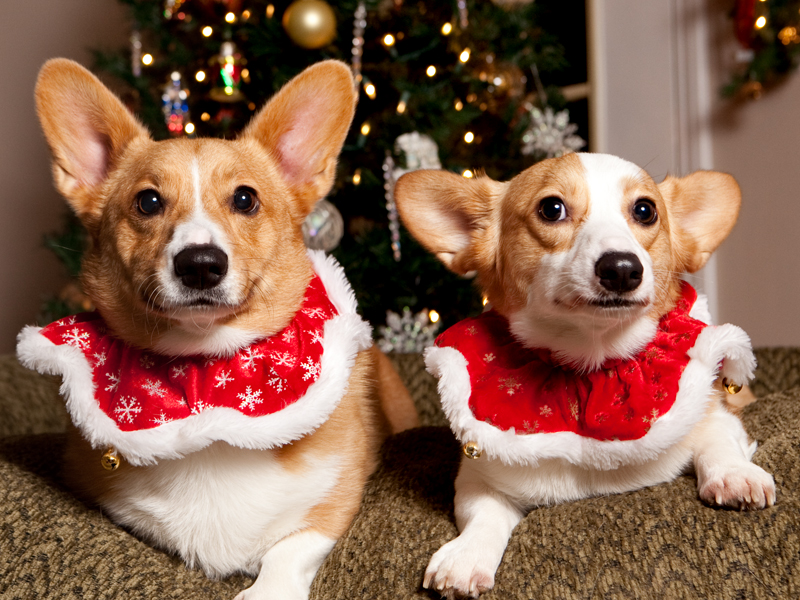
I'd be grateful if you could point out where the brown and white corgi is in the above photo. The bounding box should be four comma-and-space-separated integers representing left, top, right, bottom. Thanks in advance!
395, 153, 775, 599
17, 58, 417, 600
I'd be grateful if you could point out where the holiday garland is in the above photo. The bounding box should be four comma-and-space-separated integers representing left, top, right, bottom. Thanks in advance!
726, 0, 800, 98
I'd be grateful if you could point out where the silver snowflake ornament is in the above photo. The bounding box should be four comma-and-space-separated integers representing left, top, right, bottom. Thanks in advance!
377, 308, 441, 354
521, 107, 585, 159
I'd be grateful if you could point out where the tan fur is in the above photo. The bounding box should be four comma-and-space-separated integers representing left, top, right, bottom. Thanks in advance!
37, 58, 416, 598
659, 171, 742, 274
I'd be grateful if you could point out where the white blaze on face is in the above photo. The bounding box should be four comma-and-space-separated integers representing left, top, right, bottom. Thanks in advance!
536, 154, 655, 308
169, 158, 221, 248
159, 157, 238, 307
574, 153, 654, 299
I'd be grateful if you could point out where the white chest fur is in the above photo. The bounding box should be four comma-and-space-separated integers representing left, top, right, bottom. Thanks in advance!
102, 442, 340, 578
462, 439, 695, 509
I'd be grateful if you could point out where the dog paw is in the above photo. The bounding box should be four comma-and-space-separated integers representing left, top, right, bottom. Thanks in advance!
698, 462, 776, 510
423, 537, 498, 599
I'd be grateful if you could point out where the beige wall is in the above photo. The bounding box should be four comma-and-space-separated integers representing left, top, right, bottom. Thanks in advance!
0, 0, 128, 353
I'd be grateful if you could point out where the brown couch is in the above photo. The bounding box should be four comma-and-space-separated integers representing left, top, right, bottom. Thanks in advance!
2, 349, 799, 599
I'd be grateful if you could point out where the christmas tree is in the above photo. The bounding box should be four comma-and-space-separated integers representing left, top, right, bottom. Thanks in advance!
46, 0, 589, 349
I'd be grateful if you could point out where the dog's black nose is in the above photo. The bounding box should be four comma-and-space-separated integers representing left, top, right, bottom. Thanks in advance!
174, 245, 228, 290
595, 252, 643, 293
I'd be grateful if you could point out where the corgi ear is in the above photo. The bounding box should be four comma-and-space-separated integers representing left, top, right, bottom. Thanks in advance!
240, 60, 357, 213
394, 170, 504, 275
35, 58, 149, 222
659, 171, 742, 273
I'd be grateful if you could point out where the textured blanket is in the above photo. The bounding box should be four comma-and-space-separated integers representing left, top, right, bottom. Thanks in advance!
1, 349, 799, 599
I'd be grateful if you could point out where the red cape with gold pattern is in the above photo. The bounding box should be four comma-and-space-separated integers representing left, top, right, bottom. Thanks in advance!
426, 283, 756, 469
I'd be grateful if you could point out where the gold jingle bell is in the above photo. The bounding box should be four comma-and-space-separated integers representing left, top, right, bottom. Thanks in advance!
463, 441, 482, 460
722, 378, 743, 395
101, 447, 122, 471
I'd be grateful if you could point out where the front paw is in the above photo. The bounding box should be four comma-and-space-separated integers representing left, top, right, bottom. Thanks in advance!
698, 462, 776, 510
423, 537, 498, 599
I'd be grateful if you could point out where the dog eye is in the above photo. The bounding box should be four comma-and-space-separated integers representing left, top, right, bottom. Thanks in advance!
632, 198, 657, 225
538, 197, 567, 222
137, 190, 162, 215
232, 187, 259, 214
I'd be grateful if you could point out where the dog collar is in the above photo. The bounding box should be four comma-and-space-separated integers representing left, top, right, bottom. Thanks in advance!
18, 251, 373, 465
426, 282, 757, 469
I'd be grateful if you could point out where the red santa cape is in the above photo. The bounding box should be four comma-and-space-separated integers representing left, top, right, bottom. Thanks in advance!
426, 282, 756, 470
17, 251, 372, 466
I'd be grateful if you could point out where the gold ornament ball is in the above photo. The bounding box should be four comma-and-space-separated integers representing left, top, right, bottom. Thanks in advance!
283, 0, 337, 50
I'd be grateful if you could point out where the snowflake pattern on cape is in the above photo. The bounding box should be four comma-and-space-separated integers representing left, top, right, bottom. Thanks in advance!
114, 396, 142, 424
301, 358, 321, 382
142, 379, 167, 398
63, 328, 90, 350
237, 386, 263, 411
239, 348, 265, 371
270, 351, 296, 368
214, 370, 234, 389
37, 275, 337, 433
267, 368, 286, 393
153, 411, 172, 426
105, 371, 121, 393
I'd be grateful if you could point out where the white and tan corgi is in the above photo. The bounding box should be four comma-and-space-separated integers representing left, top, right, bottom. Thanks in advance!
395, 153, 775, 599
17, 58, 417, 600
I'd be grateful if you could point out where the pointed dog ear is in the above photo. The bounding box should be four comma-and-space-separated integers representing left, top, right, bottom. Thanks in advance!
240, 60, 358, 215
394, 170, 505, 276
659, 171, 742, 273
35, 58, 150, 223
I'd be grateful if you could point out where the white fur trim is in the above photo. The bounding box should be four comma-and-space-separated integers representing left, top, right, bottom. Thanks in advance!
426, 323, 755, 470
17, 254, 372, 466
689, 292, 713, 325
